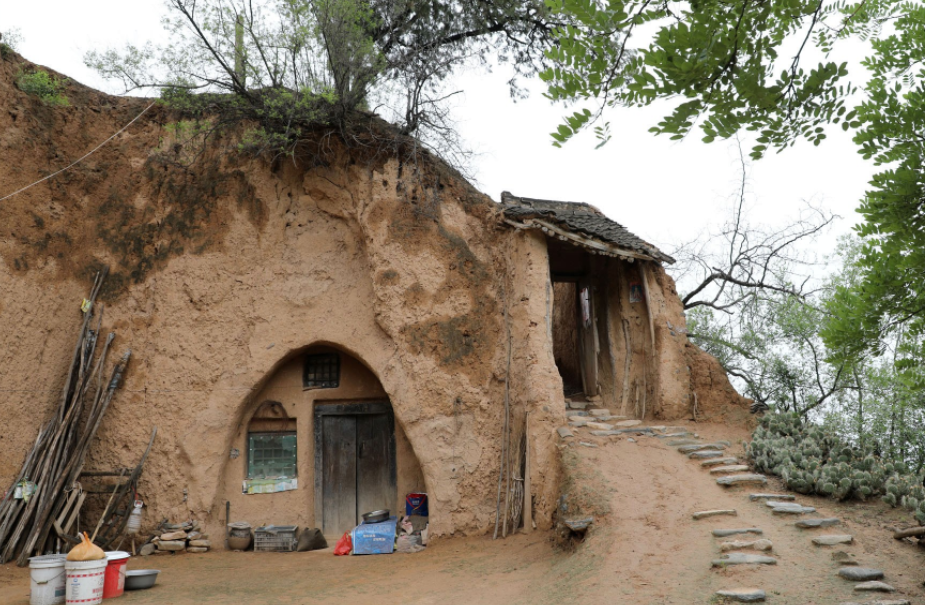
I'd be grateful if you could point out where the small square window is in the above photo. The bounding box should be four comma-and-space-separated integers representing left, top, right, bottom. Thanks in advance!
247, 432, 297, 479
303, 353, 340, 389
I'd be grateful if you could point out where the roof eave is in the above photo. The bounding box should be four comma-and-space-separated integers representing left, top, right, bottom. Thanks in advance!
504, 217, 675, 264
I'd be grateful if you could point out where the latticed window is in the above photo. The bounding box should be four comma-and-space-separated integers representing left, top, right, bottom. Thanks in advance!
303, 353, 340, 389
247, 432, 297, 478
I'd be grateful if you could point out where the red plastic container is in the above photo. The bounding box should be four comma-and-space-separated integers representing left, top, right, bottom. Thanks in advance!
102, 551, 130, 599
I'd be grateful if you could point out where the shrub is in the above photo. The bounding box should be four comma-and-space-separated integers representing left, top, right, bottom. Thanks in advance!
16, 69, 69, 106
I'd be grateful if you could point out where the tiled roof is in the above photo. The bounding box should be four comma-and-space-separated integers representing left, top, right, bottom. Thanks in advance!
500, 191, 674, 264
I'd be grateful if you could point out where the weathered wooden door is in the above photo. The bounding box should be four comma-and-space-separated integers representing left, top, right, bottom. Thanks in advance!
316, 403, 396, 537
576, 279, 599, 397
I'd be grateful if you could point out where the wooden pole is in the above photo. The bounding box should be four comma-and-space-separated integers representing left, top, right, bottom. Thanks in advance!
523, 411, 532, 533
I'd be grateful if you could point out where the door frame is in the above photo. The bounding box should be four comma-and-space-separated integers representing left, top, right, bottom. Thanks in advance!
313, 401, 396, 532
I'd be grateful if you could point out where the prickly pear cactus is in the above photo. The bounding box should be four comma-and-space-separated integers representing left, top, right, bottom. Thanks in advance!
747, 412, 924, 510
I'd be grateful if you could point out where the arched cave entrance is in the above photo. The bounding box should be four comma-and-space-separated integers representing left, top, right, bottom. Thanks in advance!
223, 344, 425, 539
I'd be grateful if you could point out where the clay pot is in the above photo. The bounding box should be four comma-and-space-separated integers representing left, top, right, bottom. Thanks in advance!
227, 533, 252, 551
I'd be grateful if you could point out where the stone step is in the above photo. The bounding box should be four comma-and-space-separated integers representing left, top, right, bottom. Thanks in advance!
693, 509, 737, 520
710, 465, 750, 475
556, 427, 574, 439
715, 588, 766, 603
702, 457, 739, 467
589, 409, 611, 417
813, 535, 854, 546
713, 528, 763, 538
749, 493, 795, 501
839, 568, 885, 582
678, 443, 727, 453
766, 502, 816, 514
615, 419, 642, 427
853, 581, 895, 593
668, 439, 700, 446
655, 432, 690, 439
717, 474, 768, 487
690, 450, 726, 460
719, 538, 773, 552
585, 421, 614, 431
796, 518, 840, 529
712, 553, 777, 567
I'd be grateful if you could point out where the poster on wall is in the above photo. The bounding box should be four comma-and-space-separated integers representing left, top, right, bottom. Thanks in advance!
629, 281, 643, 303
242, 478, 298, 494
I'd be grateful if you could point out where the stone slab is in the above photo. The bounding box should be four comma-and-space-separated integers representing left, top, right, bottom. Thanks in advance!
710, 465, 750, 475
749, 493, 795, 501
813, 535, 854, 546
719, 538, 773, 552
772, 505, 816, 514
656, 432, 690, 439
589, 409, 611, 417
796, 518, 840, 529
839, 568, 885, 582
693, 509, 737, 520
139, 543, 156, 556
678, 443, 727, 453
557, 427, 574, 439
717, 474, 767, 486
189, 539, 211, 548
690, 450, 726, 460
713, 528, 763, 538
615, 419, 642, 427
712, 553, 777, 567
160, 530, 188, 541
568, 421, 587, 427
854, 581, 895, 593
668, 439, 700, 446
578, 441, 598, 448
187, 546, 209, 553
585, 421, 614, 431
715, 588, 766, 602
156, 540, 186, 552
702, 457, 739, 467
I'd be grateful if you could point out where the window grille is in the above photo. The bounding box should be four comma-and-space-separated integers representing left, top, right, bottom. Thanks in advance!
303, 353, 340, 389
247, 432, 297, 479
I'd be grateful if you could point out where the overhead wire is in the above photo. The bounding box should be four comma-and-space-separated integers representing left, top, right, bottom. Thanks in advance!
0, 100, 157, 203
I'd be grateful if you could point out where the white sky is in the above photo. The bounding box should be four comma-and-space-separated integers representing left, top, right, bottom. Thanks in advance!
2, 1, 876, 263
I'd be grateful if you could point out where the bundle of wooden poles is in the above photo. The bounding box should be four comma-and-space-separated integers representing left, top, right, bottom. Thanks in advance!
0, 269, 131, 566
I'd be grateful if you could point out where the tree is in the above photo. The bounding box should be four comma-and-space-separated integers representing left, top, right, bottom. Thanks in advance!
85, 0, 575, 161
541, 0, 925, 364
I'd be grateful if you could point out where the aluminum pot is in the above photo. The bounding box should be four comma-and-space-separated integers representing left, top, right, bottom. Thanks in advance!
362, 509, 390, 524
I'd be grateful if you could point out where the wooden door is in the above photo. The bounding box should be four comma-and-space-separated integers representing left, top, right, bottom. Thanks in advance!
321, 415, 357, 537
315, 403, 396, 537
576, 279, 599, 396
356, 414, 392, 519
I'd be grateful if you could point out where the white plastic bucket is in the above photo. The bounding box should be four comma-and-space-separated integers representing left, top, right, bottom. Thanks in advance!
29, 555, 67, 605
64, 558, 107, 605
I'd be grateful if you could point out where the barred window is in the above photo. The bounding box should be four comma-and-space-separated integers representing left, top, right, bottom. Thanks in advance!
303, 353, 340, 389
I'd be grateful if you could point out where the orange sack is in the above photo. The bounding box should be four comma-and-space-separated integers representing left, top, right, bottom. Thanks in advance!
66, 532, 106, 561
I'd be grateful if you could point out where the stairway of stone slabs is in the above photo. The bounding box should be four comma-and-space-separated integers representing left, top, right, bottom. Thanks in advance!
666, 432, 909, 605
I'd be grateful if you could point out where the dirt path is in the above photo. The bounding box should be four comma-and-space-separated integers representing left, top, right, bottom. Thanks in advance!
1, 420, 923, 604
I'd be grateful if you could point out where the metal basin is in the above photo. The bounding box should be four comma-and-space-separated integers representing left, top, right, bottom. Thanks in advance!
362, 509, 390, 524
125, 569, 160, 590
